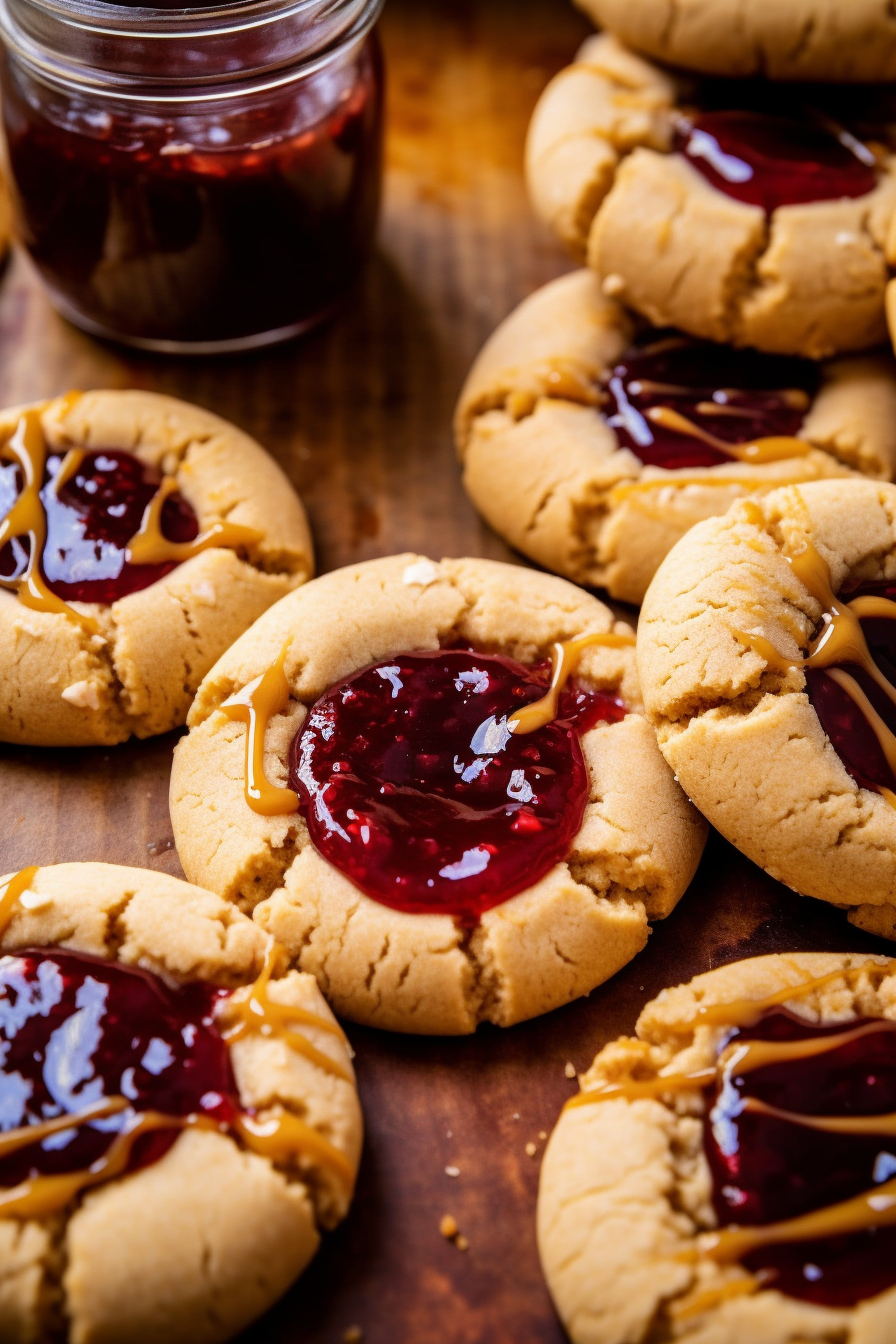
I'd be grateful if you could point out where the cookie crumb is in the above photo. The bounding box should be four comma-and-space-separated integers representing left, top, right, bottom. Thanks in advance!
512, 1112, 520, 1121
538, 1131, 547, 1141
342, 1329, 363, 1344
445, 1165, 460, 1178
446, 1129, 453, 1138
525, 1142, 537, 1158
602, 273, 626, 297
455, 1234, 470, 1251
564, 1062, 576, 1079
402, 559, 441, 588
61, 680, 102, 711
440, 1214, 459, 1239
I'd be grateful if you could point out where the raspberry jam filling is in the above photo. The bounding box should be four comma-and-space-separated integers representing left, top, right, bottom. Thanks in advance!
290, 649, 625, 923
0, 949, 236, 1188
0, 448, 199, 604
674, 108, 878, 212
706, 1010, 896, 1306
805, 579, 896, 798
605, 334, 817, 471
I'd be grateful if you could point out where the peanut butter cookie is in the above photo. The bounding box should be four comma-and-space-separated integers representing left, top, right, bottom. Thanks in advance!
527, 35, 896, 358
456, 270, 893, 604
170, 555, 706, 1034
0, 390, 313, 746
638, 479, 896, 932
0, 862, 362, 1344
539, 952, 896, 1344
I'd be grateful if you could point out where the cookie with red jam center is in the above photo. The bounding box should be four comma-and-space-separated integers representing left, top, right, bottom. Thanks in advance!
539, 953, 896, 1344
637, 478, 896, 939
526, 34, 896, 358
171, 555, 706, 1034
0, 862, 361, 1344
0, 390, 313, 747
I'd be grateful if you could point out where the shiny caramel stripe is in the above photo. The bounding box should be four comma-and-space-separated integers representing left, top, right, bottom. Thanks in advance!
234, 1111, 355, 1187
0, 867, 39, 940
0, 407, 97, 631
508, 632, 636, 736
741, 1095, 896, 1137
219, 644, 300, 817
217, 939, 352, 1083
0, 1097, 129, 1160
645, 406, 811, 465
702, 1173, 896, 1266
126, 477, 261, 566
669, 1274, 766, 1321
732, 527, 896, 804
566, 969, 890, 1111
0, 1109, 223, 1219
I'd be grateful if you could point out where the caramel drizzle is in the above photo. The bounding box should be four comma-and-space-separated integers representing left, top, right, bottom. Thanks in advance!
644, 406, 811, 465
0, 393, 262, 624
219, 643, 300, 817
508, 632, 636, 736
565, 966, 896, 1275
126, 477, 261, 566
216, 939, 352, 1083
0, 406, 97, 631
0, 935, 354, 1219
733, 523, 896, 807
0, 867, 39, 940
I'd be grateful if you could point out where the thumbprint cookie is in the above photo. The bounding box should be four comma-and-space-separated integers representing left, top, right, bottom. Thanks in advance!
539, 953, 896, 1343
0, 390, 313, 745
638, 479, 896, 934
0, 862, 361, 1344
170, 556, 706, 1034
527, 35, 896, 358
455, 269, 895, 604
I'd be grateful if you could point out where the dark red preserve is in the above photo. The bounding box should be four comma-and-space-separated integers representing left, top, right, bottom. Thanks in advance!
0, 0, 384, 352
674, 107, 878, 213
707, 1011, 896, 1306
0, 949, 236, 1185
290, 648, 626, 924
805, 579, 896, 799
605, 334, 818, 470
0, 448, 198, 603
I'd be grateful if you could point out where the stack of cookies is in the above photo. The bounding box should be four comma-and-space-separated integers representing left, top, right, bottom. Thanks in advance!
457, 1, 896, 604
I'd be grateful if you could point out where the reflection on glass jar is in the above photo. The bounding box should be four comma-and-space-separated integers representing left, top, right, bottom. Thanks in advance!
0, 0, 385, 352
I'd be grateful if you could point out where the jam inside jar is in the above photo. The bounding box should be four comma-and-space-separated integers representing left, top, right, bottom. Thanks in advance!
0, 0, 384, 353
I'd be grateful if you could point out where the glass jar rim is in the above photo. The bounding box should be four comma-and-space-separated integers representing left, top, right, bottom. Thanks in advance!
0, 0, 383, 102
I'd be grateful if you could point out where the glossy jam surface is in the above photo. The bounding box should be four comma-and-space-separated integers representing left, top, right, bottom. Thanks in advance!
1, 36, 383, 348
605, 334, 817, 470
0, 448, 198, 604
0, 950, 235, 1185
674, 108, 878, 212
707, 1010, 896, 1306
290, 649, 625, 923
805, 579, 896, 796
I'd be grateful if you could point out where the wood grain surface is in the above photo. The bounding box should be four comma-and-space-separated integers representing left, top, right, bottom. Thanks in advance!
0, 2, 891, 1341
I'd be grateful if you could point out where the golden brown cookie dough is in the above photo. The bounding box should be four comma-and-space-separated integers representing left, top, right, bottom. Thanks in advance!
170, 555, 707, 1035
637, 478, 896, 930
0, 862, 362, 1344
527, 35, 896, 358
456, 270, 888, 605
0, 390, 313, 747
574, 0, 896, 82
538, 952, 896, 1344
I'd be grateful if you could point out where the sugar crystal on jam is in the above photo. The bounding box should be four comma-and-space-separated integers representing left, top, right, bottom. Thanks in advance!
290, 649, 625, 923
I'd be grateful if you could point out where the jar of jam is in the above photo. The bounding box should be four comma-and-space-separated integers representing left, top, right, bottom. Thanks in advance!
0, 0, 384, 352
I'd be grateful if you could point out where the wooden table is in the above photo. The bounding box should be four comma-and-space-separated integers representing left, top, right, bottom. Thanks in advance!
0, 2, 891, 1341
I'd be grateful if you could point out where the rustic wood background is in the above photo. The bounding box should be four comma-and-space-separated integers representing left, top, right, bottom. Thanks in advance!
0, 2, 891, 1341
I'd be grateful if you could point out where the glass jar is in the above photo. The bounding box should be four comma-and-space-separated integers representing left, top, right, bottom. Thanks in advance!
0, 0, 384, 352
